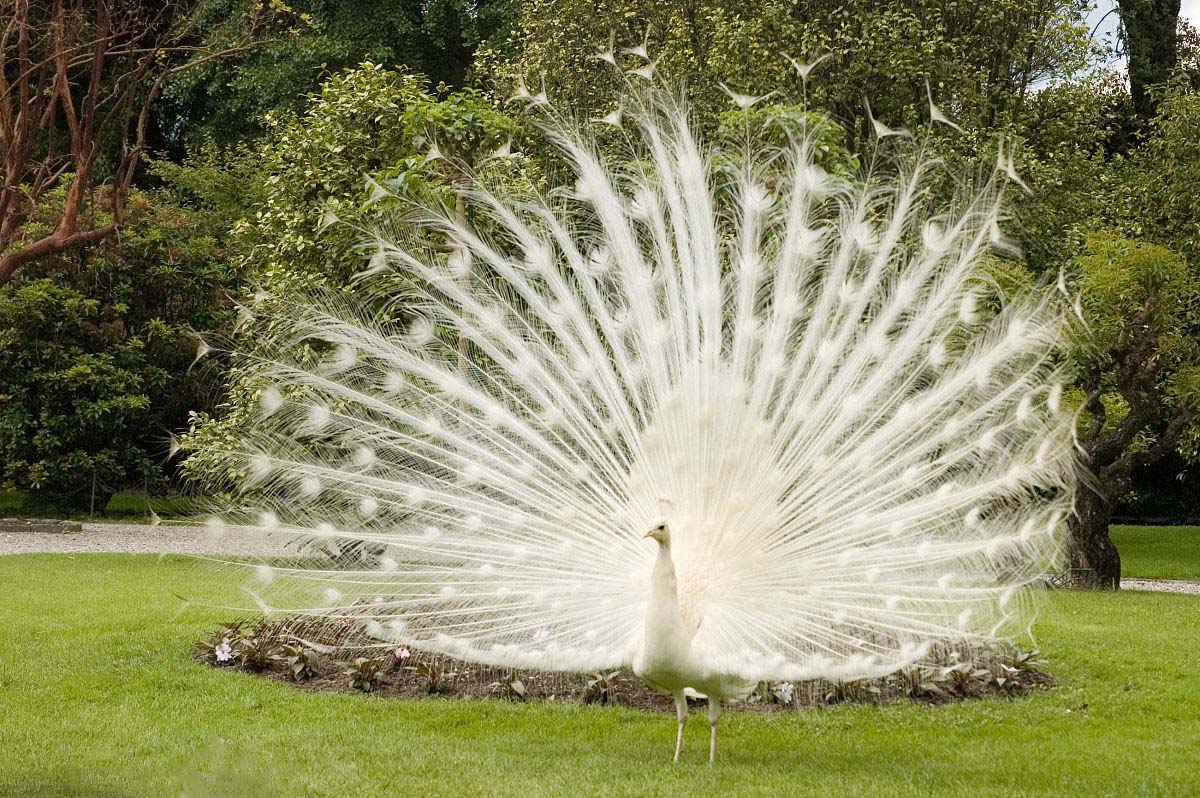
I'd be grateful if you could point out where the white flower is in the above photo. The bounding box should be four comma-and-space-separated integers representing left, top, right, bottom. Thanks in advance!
394, 647, 411, 661
772, 681, 795, 704
215, 638, 233, 663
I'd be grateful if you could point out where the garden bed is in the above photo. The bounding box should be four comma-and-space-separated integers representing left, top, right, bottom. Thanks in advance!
196, 616, 1053, 711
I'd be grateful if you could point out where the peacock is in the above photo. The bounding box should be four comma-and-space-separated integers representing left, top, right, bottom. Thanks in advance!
201, 82, 1079, 763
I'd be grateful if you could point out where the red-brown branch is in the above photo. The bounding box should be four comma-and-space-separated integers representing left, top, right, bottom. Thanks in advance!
0, 0, 267, 286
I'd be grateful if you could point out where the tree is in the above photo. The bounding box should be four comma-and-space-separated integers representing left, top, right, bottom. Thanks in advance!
1068, 234, 1200, 587
160, 0, 518, 149
0, 0, 264, 287
1116, 0, 1182, 117
476, 0, 1096, 142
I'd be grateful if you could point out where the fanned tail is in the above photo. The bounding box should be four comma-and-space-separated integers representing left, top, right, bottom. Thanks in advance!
198, 87, 1078, 681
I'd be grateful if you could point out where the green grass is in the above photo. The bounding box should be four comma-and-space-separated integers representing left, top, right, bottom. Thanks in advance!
1111, 524, 1200, 580
1, 555, 1198, 797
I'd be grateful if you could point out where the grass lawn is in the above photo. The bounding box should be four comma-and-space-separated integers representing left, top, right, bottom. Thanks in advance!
1, 555, 1197, 797
1111, 524, 1200, 580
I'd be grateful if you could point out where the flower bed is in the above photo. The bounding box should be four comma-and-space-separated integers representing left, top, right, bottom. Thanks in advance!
196, 616, 1053, 711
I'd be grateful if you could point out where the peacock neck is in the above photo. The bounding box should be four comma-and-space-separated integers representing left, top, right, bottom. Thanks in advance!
645, 541, 687, 643
651, 539, 677, 592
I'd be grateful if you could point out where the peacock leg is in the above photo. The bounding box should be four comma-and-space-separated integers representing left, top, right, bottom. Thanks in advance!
707, 698, 722, 764
672, 691, 688, 762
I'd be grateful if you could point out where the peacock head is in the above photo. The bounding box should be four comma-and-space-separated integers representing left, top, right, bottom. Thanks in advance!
643, 519, 671, 545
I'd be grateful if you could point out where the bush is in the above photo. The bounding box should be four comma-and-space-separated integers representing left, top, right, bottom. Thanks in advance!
180, 63, 531, 490
0, 190, 237, 509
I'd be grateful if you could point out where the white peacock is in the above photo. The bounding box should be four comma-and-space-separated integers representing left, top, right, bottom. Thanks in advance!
205, 83, 1078, 763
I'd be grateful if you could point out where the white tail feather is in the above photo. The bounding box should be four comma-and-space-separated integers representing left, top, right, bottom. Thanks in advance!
205, 89, 1077, 682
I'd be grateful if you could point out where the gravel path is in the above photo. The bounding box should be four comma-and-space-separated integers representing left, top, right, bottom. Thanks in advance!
3, 525, 1200, 596
1121, 577, 1200, 595
0, 521, 288, 557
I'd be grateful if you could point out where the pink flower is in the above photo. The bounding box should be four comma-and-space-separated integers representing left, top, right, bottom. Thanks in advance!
394, 647, 411, 661
373, 596, 386, 604
215, 638, 233, 663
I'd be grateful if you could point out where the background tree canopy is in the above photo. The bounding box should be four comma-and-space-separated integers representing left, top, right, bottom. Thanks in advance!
0, 0, 1196, 585
157, 0, 516, 150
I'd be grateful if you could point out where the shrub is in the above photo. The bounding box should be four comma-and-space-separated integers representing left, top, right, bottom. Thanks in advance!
411, 660, 454, 695
583, 671, 622, 705
0, 190, 236, 509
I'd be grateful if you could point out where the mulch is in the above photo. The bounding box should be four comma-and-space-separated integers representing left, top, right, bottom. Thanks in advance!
197, 616, 1053, 713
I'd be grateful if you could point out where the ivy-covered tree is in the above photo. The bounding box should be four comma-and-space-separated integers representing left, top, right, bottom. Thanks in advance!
1116, 0, 1182, 117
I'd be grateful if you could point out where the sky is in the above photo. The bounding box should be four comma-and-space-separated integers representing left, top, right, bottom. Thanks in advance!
1088, 0, 1200, 67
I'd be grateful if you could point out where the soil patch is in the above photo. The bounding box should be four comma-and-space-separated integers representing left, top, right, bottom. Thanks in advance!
196, 617, 1054, 712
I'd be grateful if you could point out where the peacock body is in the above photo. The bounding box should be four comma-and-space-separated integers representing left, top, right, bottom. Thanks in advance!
209, 86, 1078, 760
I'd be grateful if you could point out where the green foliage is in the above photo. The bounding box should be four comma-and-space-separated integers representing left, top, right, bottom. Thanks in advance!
404, 87, 520, 164
275, 642, 321, 681
341, 656, 384, 693
162, 0, 516, 148
1070, 232, 1200, 478
480, 0, 1096, 135
0, 191, 235, 508
715, 103, 859, 177
179, 63, 529, 489
1123, 86, 1200, 254
1075, 233, 1197, 372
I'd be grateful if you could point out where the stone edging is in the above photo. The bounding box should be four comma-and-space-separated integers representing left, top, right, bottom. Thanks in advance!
0, 518, 84, 534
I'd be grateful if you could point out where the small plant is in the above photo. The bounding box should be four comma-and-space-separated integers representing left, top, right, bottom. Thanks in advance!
584, 671, 622, 705
195, 622, 244, 665
275, 643, 320, 681
341, 657, 383, 693
752, 680, 795, 705
896, 666, 943, 699
942, 663, 990, 696
823, 679, 881, 704
237, 633, 275, 672
982, 660, 1020, 692
1006, 647, 1044, 673
488, 669, 527, 701
411, 660, 452, 694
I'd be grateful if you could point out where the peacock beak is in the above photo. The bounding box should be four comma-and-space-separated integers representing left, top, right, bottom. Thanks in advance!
643, 529, 655, 539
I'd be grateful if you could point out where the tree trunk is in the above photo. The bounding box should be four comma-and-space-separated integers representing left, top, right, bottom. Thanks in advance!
1066, 487, 1121, 589
1117, 0, 1182, 117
